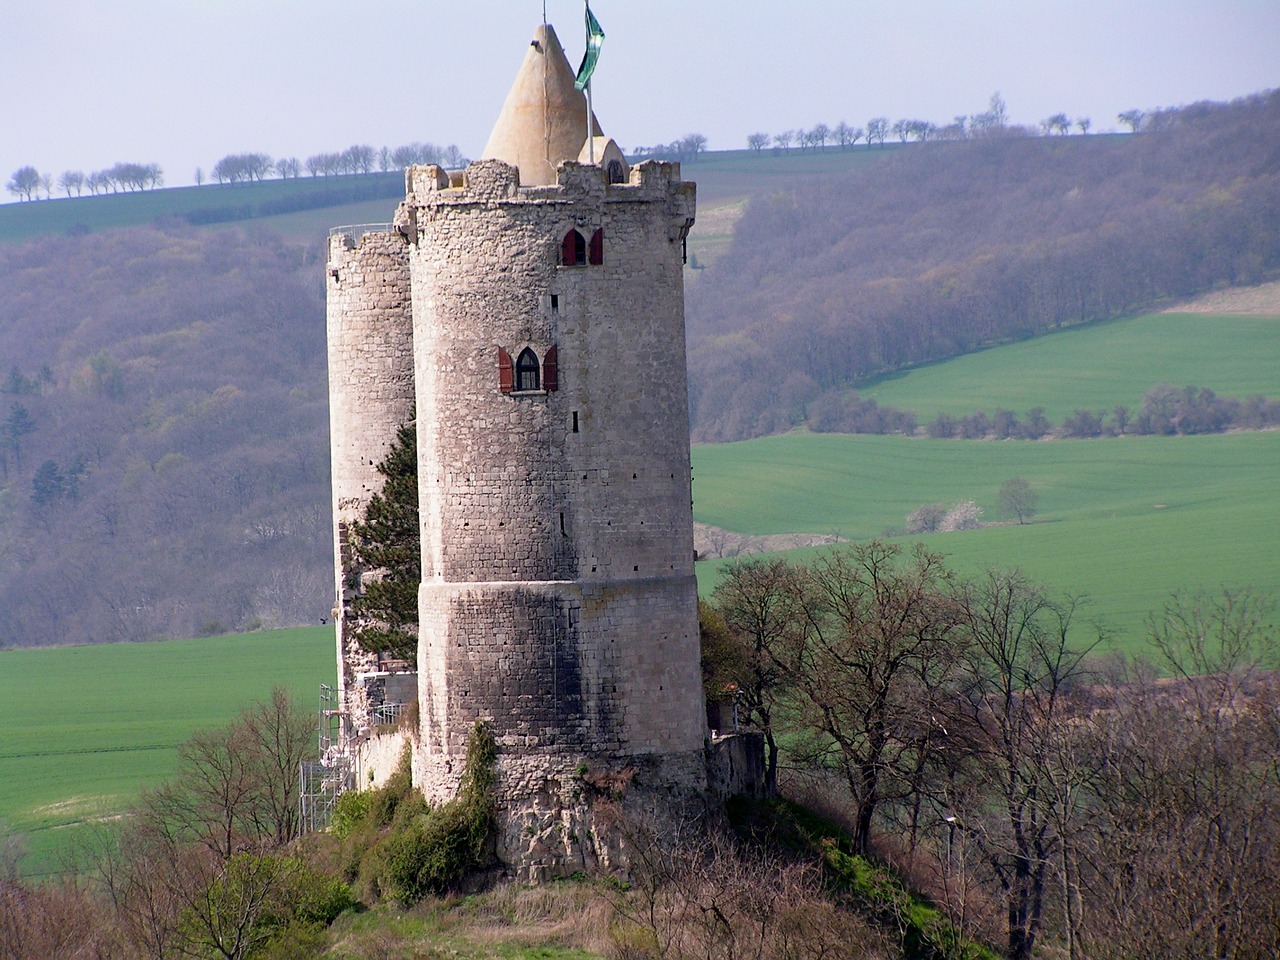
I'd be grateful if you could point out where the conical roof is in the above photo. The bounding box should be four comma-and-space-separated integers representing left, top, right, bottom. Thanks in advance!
481, 23, 603, 186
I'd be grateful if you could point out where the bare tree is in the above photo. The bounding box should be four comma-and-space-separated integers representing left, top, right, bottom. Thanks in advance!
5, 165, 40, 201
1118, 109, 1145, 133
134, 687, 311, 860
950, 572, 1097, 960
781, 542, 964, 855
833, 121, 863, 149
1042, 113, 1071, 135
711, 558, 805, 793
1080, 592, 1280, 960
997, 477, 1038, 524
866, 117, 889, 147
57, 170, 84, 197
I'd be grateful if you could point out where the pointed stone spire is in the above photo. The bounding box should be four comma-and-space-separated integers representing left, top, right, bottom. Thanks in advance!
481, 23, 603, 186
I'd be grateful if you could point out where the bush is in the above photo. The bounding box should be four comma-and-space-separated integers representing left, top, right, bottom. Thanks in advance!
926, 413, 958, 439
178, 854, 355, 960
1061, 408, 1104, 437
349, 721, 497, 905
331, 789, 374, 840
823, 847, 1000, 960
906, 503, 947, 534
939, 500, 983, 531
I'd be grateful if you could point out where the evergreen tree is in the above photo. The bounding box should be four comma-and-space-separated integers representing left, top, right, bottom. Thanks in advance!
31, 460, 64, 505
4, 403, 36, 463
350, 421, 419, 665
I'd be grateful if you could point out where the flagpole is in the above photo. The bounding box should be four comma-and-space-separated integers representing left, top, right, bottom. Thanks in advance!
585, 2, 595, 165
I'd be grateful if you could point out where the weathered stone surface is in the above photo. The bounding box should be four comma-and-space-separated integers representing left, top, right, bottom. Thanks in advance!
326, 26, 718, 878
326, 229, 415, 732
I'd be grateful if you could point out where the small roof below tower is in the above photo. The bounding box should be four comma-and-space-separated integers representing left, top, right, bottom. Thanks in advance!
481, 23, 604, 186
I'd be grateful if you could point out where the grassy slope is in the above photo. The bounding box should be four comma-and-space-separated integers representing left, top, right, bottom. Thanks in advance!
0, 174, 402, 245
693, 307, 1280, 647
692, 424, 1280, 656
0, 626, 334, 877
861, 311, 1280, 420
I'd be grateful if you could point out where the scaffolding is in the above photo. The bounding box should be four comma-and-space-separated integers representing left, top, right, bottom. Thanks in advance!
298, 684, 354, 833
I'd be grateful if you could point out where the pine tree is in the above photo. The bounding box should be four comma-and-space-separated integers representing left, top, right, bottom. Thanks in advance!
350, 421, 419, 665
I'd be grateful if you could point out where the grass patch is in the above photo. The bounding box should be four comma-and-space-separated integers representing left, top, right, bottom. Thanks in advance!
0, 626, 334, 878
325, 897, 602, 960
692, 431, 1280, 651
729, 797, 999, 960
860, 310, 1280, 421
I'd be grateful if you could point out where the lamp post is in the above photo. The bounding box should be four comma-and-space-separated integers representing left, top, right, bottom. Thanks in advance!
944, 814, 958, 874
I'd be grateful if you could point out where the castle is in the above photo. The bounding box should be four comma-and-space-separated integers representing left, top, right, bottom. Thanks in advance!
324, 23, 748, 877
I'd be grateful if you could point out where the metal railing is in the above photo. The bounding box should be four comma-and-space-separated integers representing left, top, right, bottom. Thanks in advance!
329, 222, 394, 240
373, 701, 407, 727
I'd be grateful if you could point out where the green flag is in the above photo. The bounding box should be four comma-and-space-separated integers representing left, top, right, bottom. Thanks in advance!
574, 5, 605, 92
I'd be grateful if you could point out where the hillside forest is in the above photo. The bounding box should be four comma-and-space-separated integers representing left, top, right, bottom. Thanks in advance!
0, 92, 1278, 647
687, 91, 1280, 440
0, 229, 331, 645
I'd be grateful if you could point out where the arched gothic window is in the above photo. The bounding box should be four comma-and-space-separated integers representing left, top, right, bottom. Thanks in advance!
561, 229, 586, 266
607, 159, 626, 184
515, 348, 540, 391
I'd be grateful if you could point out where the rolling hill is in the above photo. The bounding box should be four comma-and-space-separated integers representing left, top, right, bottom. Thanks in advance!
1, 94, 1277, 651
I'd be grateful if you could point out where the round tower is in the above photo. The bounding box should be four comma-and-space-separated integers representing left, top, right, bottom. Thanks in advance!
325, 227, 415, 731
404, 24, 704, 876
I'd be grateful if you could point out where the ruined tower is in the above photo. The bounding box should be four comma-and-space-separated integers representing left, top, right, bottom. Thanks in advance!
327, 23, 706, 876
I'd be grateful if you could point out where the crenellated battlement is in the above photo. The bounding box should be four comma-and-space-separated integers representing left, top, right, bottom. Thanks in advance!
405, 158, 690, 205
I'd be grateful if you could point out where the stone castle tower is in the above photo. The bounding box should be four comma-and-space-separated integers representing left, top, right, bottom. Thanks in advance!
326, 23, 713, 875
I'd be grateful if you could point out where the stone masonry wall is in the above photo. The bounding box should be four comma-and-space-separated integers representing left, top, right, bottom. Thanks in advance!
326, 229, 415, 729
403, 160, 707, 870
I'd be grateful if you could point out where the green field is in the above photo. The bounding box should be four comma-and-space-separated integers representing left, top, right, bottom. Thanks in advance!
692, 304, 1280, 649
0, 174, 403, 245
692, 429, 1280, 649
0, 627, 335, 878
862, 311, 1280, 420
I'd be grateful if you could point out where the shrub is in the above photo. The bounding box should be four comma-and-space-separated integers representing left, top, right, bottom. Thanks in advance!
331, 790, 374, 840
926, 413, 958, 438
906, 503, 947, 534
178, 854, 355, 960
959, 411, 991, 439
939, 500, 983, 531
1061, 408, 1104, 437
367, 721, 497, 905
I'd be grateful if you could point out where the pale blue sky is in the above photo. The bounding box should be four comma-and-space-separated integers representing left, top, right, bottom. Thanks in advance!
3, 0, 1277, 194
